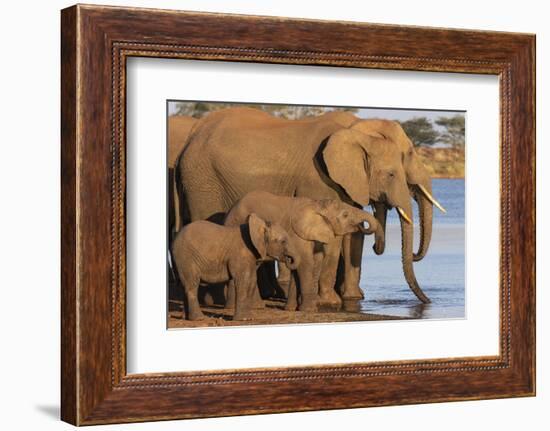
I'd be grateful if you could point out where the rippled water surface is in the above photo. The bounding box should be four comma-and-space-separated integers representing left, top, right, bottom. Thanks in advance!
359, 179, 465, 319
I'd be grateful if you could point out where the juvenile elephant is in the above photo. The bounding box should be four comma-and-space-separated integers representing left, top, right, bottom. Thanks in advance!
224, 191, 384, 311
171, 214, 298, 320
177, 107, 436, 306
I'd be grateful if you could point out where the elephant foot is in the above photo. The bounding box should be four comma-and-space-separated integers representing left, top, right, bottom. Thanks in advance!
341, 283, 364, 300
233, 312, 253, 321
201, 291, 216, 307
298, 301, 318, 313
187, 310, 207, 321
342, 298, 361, 313
233, 307, 254, 321
285, 301, 298, 312
317, 290, 342, 311
285, 292, 298, 311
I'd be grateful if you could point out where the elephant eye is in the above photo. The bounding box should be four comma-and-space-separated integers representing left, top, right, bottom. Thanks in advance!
342, 212, 349, 218
388, 171, 396, 179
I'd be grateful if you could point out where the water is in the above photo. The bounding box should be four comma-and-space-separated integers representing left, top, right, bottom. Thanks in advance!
359, 179, 465, 319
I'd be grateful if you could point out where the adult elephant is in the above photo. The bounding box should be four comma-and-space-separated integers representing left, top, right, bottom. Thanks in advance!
177, 107, 432, 306
347, 119, 446, 261
167, 115, 197, 238
312, 116, 446, 300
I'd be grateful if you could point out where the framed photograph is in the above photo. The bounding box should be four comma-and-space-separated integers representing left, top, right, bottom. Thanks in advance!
163, 100, 467, 329
61, 4, 535, 425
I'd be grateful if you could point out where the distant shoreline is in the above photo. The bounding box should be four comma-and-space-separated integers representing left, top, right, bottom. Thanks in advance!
417, 147, 465, 179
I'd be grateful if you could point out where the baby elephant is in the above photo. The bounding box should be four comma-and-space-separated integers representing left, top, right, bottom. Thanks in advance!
171, 214, 297, 321
224, 191, 383, 312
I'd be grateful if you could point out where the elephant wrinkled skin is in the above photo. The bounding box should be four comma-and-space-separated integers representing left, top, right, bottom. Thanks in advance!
171, 214, 298, 321
225, 191, 383, 311
167, 115, 197, 238
346, 118, 446, 261
177, 107, 442, 305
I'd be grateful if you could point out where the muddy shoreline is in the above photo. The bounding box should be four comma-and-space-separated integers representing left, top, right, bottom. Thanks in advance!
168, 299, 408, 329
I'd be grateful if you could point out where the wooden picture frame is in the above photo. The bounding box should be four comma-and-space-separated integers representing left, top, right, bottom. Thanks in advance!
61, 4, 535, 425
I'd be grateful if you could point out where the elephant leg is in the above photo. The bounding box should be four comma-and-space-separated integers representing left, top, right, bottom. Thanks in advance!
312, 245, 324, 290
296, 266, 318, 312
181, 273, 205, 321
298, 268, 319, 312
277, 262, 291, 297
228, 277, 264, 310
250, 278, 265, 309
233, 272, 256, 321
341, 232, 365, 300
318, 236, 343, 310
167, 250, 183, 305
225, 280, 236, 309
200, 287, 216, 306
168, 168, 176, 239
285, 272, 298, 311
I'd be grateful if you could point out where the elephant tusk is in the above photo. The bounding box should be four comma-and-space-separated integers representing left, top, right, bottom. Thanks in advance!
396, 207, 413, 224
417, 184, 447, 213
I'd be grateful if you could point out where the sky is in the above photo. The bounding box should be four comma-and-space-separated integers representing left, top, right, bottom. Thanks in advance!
357, 107, 464, 124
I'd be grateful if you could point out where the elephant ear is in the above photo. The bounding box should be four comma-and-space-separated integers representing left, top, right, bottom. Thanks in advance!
322, 129, 371, 206
291, 205, 334, 244
248, 213, 268, 259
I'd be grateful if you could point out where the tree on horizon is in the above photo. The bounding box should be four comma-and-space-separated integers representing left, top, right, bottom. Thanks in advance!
171, 102, 358, 120
398, 117, 439, 147
436, 115, 466, 148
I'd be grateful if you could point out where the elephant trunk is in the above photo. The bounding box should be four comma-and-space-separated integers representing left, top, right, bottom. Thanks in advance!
372, 202, 387, 255
413, 185, 433, 262
283, 253, 299, 271
357, 211, 385, 247
400, 208, 431, 303
283, 241, 300, 271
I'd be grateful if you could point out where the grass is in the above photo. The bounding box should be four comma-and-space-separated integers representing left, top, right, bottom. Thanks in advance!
417, 147, 465, 179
